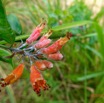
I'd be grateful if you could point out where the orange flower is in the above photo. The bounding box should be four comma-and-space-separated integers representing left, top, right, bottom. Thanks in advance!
30, 65, 49, 95
0, 63, 24, 87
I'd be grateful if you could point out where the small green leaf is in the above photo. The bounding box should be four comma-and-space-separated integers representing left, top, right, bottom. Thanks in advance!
0, 48, 12, 65
7, 14, 22, 35
0, 0, 15, 44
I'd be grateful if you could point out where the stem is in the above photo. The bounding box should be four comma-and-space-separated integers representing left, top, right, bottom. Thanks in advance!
0, 45, 19, 53
84, 67, 87, 103
18, 43, 27, 49
0, 45, 10, 49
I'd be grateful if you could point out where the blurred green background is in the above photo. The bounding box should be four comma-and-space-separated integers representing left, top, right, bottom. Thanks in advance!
0, 0, 104, 103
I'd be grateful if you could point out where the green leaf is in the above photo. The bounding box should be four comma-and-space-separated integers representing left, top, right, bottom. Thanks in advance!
0, 48, 12, 65
0, 0, 15, 44
7, 14, 22, 35
69, 71, 104, 82
93, 23, 104, 60
84, 45, 102, 59
76, 71, 104, 82
52, 20, 91, 31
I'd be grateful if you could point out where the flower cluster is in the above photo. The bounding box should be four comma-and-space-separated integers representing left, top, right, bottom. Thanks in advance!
0, 21, 72, 95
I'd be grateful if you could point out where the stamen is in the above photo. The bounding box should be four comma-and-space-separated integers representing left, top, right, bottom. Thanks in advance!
44, 30, 53, 38
66, 32, 73, 39
0, 78, 4, 81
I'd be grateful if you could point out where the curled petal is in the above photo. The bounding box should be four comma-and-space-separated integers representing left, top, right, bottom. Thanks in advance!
48, 52, 63, 61
26, 22, 46, 44
30, 65, 49, 95
0, 63, 24, 87
41, 33, 72, 54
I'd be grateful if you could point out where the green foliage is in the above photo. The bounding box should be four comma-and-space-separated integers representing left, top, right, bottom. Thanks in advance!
0, 48, 12, 65
7, 14, 22, 35
0, 0, 15, 44
0, 0, 104, 103
68, 0, 92, 21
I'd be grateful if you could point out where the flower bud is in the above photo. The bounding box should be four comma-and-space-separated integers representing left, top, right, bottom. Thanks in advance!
34, 60, 53, 71
34, 30, 52, 49
48, 52, 63, 61
41, 60, 53, 69
35, 60, 46, 71
26, 22, 46, 44
35, 39, 51, 49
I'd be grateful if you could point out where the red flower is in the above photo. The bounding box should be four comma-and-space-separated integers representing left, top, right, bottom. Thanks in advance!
34, 30, 52, 49
41, 32, 72, 55
34, 39, 51, 49
0, 64, 24, 87
26, 22, 46, 44
0, 18, 73, 96
30, 65, 49, 95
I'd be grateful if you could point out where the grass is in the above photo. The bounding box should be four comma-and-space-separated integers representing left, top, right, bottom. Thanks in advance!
0, 0, 104, 103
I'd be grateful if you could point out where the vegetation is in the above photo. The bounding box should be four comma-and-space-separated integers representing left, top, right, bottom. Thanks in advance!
0, 0, 104, 103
